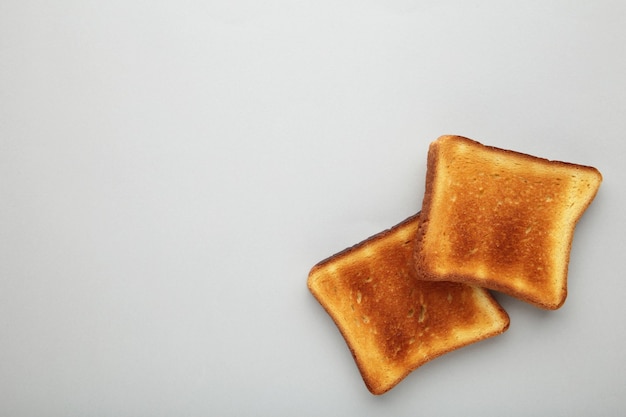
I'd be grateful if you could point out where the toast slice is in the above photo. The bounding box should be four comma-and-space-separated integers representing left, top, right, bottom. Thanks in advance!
414, 135, 602, 310
308, 213, 510, 395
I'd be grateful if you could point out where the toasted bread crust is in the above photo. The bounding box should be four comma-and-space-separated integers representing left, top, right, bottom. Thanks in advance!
414, 135, 602, 309
308, 213, 510, 394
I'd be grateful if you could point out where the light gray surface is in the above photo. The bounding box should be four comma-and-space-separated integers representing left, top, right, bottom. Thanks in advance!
1, 1, 625, 415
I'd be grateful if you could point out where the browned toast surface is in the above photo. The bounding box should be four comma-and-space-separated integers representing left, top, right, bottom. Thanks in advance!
308, 214, 510, 394
414, 135, 602, 309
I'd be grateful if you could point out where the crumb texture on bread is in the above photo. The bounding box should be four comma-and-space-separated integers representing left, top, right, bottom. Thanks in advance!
308, 214, 509, 394
414, 135, 602, 309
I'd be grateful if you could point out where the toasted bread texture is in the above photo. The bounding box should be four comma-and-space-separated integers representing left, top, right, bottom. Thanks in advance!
414, 135, 603, 310
308, 214, 510, 395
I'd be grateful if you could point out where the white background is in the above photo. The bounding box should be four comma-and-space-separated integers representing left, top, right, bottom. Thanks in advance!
1, 1, 625, 415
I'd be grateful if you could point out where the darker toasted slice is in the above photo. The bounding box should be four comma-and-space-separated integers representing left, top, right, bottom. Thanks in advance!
308, 213, 510, 395
414, 135, 603, 309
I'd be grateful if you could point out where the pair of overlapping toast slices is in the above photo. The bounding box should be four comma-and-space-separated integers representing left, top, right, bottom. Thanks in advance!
308, 135, 602, 395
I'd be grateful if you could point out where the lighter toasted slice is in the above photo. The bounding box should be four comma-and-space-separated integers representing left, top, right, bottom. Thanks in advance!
414, 135, 602, 310
308, 214, 510, 395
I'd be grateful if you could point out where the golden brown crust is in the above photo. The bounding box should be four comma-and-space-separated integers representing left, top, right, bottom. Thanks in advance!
308, 213, 510, 394
414, 135, 602, 309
